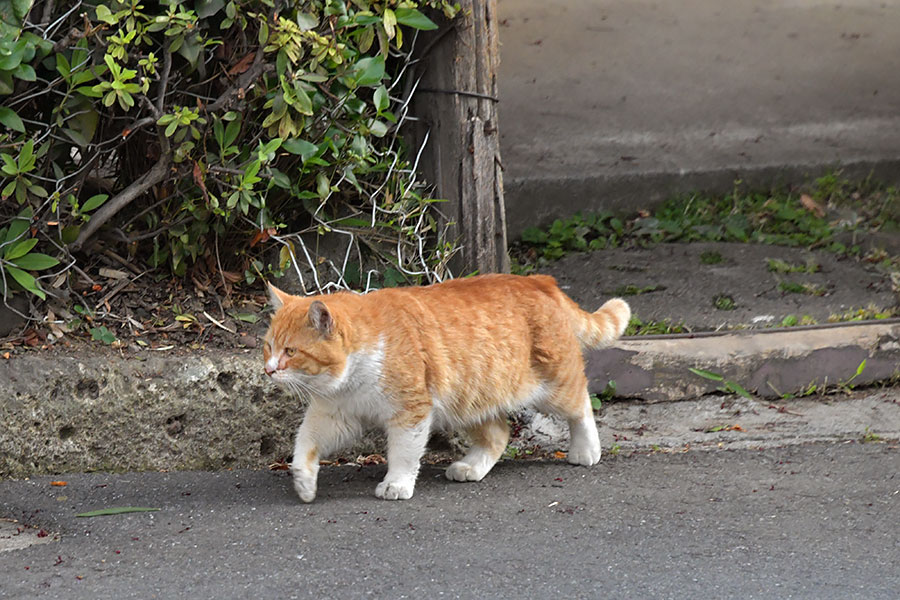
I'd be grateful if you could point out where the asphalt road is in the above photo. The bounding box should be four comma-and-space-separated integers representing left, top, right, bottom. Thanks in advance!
1, 442, 897, 599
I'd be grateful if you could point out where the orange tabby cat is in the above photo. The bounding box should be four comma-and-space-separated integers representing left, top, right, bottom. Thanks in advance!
264, 273, 630, 502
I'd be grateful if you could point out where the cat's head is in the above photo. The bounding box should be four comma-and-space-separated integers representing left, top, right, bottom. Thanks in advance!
263, 284, 349, 396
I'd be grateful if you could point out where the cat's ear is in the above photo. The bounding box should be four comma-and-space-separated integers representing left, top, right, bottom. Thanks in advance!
268, 283, 291, 309
307, 300, 334, 337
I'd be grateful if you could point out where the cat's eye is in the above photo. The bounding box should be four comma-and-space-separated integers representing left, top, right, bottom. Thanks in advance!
285, 347, 296, 357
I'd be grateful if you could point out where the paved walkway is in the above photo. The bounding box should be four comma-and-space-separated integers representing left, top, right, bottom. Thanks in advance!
1, 442, 897, 599
497, 0, 900, 235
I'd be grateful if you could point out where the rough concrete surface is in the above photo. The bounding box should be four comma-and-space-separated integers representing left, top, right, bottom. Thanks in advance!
1, 443, 897, 599
0, 351, 292, 478
497, 0, 900, 235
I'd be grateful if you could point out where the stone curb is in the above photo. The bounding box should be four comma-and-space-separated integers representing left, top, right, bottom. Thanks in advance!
2, 321, 898, 477
588, 320, 900, 402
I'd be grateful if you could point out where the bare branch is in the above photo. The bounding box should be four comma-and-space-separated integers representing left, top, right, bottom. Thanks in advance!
70, 154, 171, 251
205, 48, 273, 114
52, 27, 82, 52
156, 48, 173, 116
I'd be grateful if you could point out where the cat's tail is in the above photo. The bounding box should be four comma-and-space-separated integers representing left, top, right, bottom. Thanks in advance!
572, 298, 631, 349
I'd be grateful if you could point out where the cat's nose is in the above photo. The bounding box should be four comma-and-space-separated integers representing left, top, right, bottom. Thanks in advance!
264, 364, 275, 376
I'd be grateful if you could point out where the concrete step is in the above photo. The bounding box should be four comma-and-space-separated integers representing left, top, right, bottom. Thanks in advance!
497, 0, 900, 236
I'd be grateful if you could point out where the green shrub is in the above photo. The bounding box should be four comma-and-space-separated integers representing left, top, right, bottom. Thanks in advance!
1, 0, 459, 304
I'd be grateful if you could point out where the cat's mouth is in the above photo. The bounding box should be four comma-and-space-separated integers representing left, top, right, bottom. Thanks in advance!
268, 371, 319, 400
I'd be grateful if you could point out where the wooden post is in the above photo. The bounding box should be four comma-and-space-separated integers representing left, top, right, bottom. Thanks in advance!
411, 0, 509, 276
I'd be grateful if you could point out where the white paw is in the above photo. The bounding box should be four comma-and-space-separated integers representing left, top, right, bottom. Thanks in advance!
375, 479, 415, 500
567, 442, 602, 466
292, 469, 317, 503
445, 461, 486, 482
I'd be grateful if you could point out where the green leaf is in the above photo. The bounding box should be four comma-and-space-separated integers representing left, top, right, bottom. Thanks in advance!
243, 160, 261, 182
81, 194, 109, 213
230, 312, 259, 324
76, 507, 160, 518
282, 138, 318, 161
89, 326, 118, 344
316, 172, 330, 199
196, 0, 225, 19
224, 119, 241, 147
213, 118, 224, 147
18, 139, 33, 171
11, 253, 59, 270
5, 265, 44, 299
383, 267, 404, 288
393, 8, 438, 31
5, 206, 31, 243
56, 53, 70, 79
292, 87, 313, 116
4, 237, 38, 260
725, 380, 752, 399
62, 127, 88, 147
296, 12, 318, 31
75, 85, 104, 98
28, 183, 47, 198
258, 20, 269, 45
1, 152, 17, 174
855, 358, 867, 377
0, 39, 25, 71
688, 367, 725, 382
373, 85, 389, 112
0, 72, 13, 95
12, 0, 33, 21
269, 168, 291, 189
95, 4, 117, 24
177, 33, 202, 67
382, 8, 397, 39
13, 64, 36, 82
353, 55, 385, 87
0, 107, 25, 132
368, 119, 387, 138
1, 180, 16, 199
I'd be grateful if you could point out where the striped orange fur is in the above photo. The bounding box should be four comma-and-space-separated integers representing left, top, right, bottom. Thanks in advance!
263, 273, 630, 502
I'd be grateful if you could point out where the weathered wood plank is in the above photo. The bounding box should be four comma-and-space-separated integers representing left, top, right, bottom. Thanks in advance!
411, 0, 509, 275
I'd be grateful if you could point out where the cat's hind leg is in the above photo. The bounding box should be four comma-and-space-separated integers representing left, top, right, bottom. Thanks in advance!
542, 379, 601, 466
445, 415, 510, 482
565, 389, 602, 466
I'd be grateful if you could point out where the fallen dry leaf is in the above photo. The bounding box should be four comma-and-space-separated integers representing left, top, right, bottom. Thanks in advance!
228, 52, 255, 76
800, 194, 825, 218
192, 160, 209, 205
50, 481, 67, 487
553, 451, 567, 460
358, 454, 386, 465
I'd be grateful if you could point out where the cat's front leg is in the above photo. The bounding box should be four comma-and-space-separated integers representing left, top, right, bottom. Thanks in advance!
375, 415, 432, 501
291, 400, 359, 503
